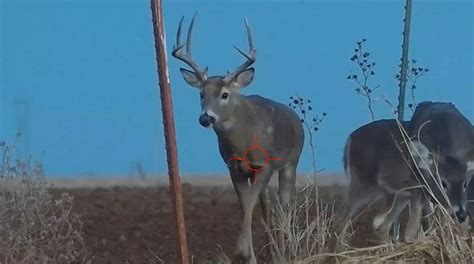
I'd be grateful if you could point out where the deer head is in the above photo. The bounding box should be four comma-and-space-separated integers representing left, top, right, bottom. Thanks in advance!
409, 140, 474, 222
172, 14, 256, 129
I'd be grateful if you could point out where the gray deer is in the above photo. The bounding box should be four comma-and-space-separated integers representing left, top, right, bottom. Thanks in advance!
171, 14, 304, 263
344, 101, 473, 242
408, 101, 474, 222
343, 119, 429, 242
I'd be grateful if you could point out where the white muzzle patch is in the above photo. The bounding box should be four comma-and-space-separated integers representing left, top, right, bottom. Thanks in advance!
202, 109, 219, 123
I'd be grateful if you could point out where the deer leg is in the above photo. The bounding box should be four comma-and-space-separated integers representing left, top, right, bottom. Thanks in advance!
270, 165, 297, 253
399, 192, 430, 242
373, 193, 410, 243
278, 164, 297, 206
230, 164, 273, 264
229, 164, 252, 263
421, 197, 433, 233
400, 190, 423, 242
258, 187, 273, 261
389, 218, 401, 242
229, 165, 250, 214
345, 184, 377, 223
259, 187, 271, 227
398, 206, 409, 242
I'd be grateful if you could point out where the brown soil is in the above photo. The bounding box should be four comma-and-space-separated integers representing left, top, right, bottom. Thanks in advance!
49, 184, 351, 263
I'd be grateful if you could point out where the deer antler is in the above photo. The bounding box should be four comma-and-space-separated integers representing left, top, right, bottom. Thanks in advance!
224, 17, 256, 82
172, 13, 208, 82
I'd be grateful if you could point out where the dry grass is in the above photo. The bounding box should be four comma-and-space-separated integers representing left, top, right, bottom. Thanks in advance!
264, 183, 346, 263
0, 142, 90, 263
252, 181, 472, 264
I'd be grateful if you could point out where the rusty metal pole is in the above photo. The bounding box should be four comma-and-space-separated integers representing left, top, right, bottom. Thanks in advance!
150, 0, 189, 263
397, 0, 413, 120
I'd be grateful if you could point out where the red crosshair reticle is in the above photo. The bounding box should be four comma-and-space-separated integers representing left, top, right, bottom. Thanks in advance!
230, 132, 282, 183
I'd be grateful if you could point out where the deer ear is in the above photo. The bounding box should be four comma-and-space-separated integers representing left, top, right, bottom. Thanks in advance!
408, 140, 433, 170
228, 68, 254, 89
179, 68, 203, 88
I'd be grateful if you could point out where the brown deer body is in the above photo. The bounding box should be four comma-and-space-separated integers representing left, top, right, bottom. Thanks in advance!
171, 14, 304, 263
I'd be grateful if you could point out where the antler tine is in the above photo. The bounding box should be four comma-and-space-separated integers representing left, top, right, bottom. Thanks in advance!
225, 17, 256, 81
244, 17, 254, 55
175, 16, 184, 50
186, 12, 197, 56
171, 13, 207, 81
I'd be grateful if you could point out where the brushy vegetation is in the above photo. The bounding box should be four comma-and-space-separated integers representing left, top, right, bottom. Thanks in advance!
0, 141, 90, 263
288, 96, 326, 176
395, 59, 430, 114
347, 38, 429, 120
347, 38, 379, 121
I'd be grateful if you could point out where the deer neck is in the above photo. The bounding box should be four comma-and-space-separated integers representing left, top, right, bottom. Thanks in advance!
213, 95, 256, 148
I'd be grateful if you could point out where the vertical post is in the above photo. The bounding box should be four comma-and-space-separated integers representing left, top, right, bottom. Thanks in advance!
391, 0, 413, 242
150, 1, 189, 263
397, 0, 413, 120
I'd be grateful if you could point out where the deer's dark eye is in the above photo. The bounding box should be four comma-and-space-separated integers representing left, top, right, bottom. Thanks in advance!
442, 181, 447, 189
463, 181, 469, 189
200, 93, 204, 100
221, 92, 229, 100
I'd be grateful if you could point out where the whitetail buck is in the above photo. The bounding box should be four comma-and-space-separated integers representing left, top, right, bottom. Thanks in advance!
344, 101, 474, 242
171, 14, 304, 263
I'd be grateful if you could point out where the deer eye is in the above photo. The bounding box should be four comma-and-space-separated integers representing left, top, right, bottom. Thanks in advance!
463, 181, 469, 189
200, 93, 204, 100
221, 92, 229, 100
441, 181, 447, 189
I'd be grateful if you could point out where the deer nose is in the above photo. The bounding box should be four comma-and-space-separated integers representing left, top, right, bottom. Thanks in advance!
455, 209, 467, 223
199, 113, 215, 127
